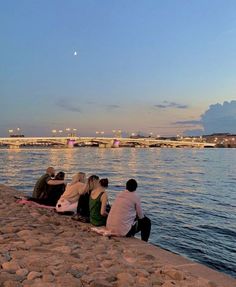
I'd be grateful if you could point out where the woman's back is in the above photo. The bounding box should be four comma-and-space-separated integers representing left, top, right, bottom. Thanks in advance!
89, 190, 107, 226
61, 182, 85, 203
47, 184, 65, 206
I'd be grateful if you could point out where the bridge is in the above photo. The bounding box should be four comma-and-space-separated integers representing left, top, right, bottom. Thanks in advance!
0, 136, 216, 148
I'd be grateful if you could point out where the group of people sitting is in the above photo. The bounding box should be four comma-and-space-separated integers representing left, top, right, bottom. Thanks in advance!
29, 166, 151, 242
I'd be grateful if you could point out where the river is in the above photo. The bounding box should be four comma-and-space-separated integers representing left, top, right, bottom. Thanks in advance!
0, 147, 235, 277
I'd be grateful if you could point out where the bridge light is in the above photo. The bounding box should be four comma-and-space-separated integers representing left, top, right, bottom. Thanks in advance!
52, 129, 57, 136
96, 131, 104, 136
112, 129, 122, 138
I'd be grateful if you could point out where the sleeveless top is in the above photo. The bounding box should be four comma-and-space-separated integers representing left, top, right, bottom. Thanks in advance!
89, 192, 107, 226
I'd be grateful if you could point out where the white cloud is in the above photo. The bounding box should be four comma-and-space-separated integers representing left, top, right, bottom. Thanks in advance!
201, 100, 236, 134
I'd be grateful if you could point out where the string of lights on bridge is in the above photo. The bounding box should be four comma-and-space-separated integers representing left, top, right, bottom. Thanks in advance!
7, 127, 158, 139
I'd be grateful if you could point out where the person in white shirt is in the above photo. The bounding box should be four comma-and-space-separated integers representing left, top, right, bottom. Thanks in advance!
56, 172, 86, 213
106, 179, 151, 242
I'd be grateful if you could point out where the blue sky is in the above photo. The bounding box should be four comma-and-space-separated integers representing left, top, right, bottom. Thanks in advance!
1, 0, 236, 137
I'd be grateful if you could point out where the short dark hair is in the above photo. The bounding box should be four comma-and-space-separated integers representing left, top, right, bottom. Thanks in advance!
100, 178, 108, 188
126, 179, 137, 192
55, 171, 65, 180
89, 175, 99, 181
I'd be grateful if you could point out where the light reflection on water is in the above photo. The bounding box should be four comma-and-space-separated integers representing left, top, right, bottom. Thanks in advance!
0, 147, 236, 277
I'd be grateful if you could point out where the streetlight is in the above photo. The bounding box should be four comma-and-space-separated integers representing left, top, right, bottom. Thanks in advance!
65, 128, 70, 136
72, 128, 77, 137
58, 130, 63, 136
52, 129, 57, 136
96, 131, 104, 137
8, 129, 14, 137
112, 129, 122, 138
65, 128, 77, 137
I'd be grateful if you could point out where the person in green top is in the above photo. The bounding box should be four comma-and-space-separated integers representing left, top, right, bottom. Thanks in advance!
89, 178, 109, 226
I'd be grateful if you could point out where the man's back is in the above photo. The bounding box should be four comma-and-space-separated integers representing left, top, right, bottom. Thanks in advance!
106, 190, 143, 236
32, 173, 50, 199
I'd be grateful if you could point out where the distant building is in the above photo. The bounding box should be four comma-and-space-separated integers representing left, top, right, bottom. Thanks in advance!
203, 133, 236, 147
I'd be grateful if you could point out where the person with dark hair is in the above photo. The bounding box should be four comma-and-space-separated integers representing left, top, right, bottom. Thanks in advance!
46, 171, 66, 206
28, 171, 66, 206
89, 178, 109, 226
32, 167, 65, 199
72, 175, 99, 222
106, 179, 151, 242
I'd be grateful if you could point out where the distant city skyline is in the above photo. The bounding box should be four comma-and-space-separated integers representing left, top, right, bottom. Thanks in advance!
1, 1, 236, 137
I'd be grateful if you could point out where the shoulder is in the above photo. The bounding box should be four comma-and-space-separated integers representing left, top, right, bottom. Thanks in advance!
128, 191, 140, 201
101, 191, 107, 200
45, 174, 51, 182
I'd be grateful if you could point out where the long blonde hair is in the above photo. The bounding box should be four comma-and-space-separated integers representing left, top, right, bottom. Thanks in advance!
71, 172, 86, 185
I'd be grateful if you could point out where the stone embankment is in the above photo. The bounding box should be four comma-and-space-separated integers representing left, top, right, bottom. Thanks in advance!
0, 184, 235, 287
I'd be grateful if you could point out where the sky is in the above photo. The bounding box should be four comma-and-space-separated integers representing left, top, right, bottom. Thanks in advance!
1, 0, 236, 137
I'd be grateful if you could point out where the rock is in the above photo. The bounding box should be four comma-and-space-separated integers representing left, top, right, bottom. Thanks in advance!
208, 281, 218, 287
101, 260, 113, 268
71, 262, 89, 272
40, 237, 52, 244
3, 280, 21, 287
80, 274, 94, 284
165, 269, 185, 281
23, 280, 55, 287
27, 271, 42, 280
149, 274, 163, 286
56, 273, 82, 287
2, 260, 21, 273
16, 268, 29, 277
136, 269, 150, 277
25, 239, 41, 248
42, 274, 55, 282
0, 271, 20, 283
137, 276, 152, 286
52, 245, 72, 254
2, 251, 11, 261
117, 272, 135, 284
68, 268, 84, 279
17, 230, 32, 238
162, 281, 178, 287
48, 267, 60, 276
90, 279, 114, 287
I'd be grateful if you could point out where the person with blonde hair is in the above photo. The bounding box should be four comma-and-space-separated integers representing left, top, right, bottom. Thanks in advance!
56, 172, 86, 214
